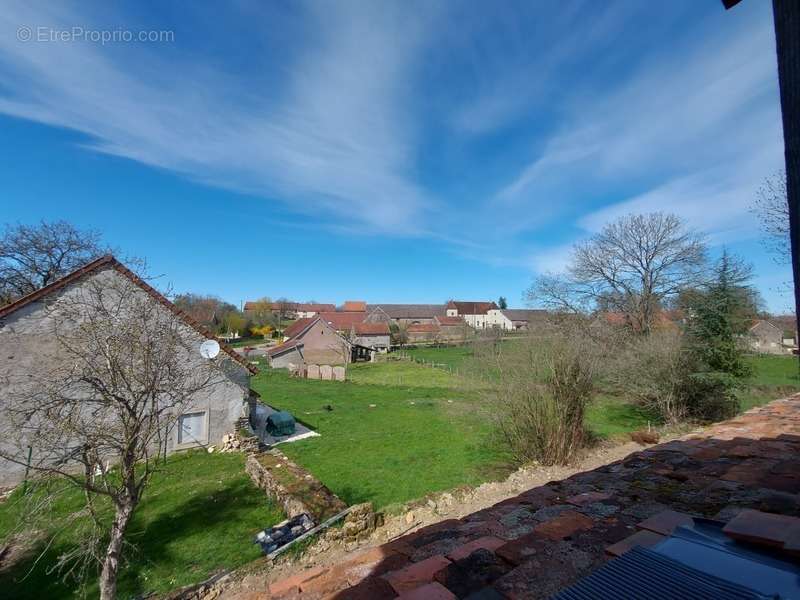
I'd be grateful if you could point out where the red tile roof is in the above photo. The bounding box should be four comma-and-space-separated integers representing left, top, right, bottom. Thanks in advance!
342, 300, 367, 312
319, 311, 366, 331
353, 322, 390, 335
298, 303, 336, 313
0, 255, 256, 374
435, 316, 464, 326
446, 301, 498, 315
266, 338, 303, 357
283, 317, 315, 339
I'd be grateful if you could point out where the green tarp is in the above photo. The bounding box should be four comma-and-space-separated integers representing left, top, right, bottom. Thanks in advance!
267, 411, 296, 437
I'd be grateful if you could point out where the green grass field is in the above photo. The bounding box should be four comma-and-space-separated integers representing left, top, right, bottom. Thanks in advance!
251, 363, 507, 510
740, 354, 800, 410
0, 451, 282, 600
402, 345, 476, 371
250, 355, 658, 510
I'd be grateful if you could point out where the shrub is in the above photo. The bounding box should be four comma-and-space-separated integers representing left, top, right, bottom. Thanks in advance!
480, 330, 597, 466
609, 330, 689, 424
610, 329, 741, 424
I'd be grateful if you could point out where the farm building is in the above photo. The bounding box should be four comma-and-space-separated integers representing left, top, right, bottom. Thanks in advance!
365, 304, 446, 325
351, 322, 391, 352
267, 316, 351, 368
445, 300, 498, 329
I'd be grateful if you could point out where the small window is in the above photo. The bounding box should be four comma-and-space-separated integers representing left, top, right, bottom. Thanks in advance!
178, 412, 206, 444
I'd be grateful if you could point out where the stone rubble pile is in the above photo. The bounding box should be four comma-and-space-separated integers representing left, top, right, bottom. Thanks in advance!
256, 513, 315, 555
218, 432, 242, 452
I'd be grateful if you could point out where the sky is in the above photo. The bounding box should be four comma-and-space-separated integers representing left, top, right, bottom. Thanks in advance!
0, 1, 793, 312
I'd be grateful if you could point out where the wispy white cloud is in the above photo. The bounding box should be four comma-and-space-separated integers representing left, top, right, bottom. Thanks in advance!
0, 1, 439, 232
526, 243, 575, 274
489, 3, 783, 274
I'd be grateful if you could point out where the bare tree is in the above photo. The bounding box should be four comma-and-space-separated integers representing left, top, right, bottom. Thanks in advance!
0, 270, 229, 599
752, 171, 790, 264
173, 293, 238, 332
470, 325, 600, 465
273, 298, 294, 333
0, 221, 106, 304
529, 213, 706, 334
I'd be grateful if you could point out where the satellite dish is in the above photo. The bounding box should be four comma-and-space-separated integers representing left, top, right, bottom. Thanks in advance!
200, 339, 220, 359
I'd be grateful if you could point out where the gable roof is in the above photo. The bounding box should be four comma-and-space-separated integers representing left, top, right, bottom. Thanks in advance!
749, 319, 782, 333
0, 255, 257, 374
366, 304, 447, 319
266, 338, 304, 357
283, 317, 316, 339
341, 300, 367, 312
353, 322, 390, 335
500, 309, 548, 322
319, 311, 366, 331
446, 300, 498, 315
297, 303, 336, 313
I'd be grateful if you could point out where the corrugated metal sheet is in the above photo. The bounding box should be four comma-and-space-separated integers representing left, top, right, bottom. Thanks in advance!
551, 546, 767, 600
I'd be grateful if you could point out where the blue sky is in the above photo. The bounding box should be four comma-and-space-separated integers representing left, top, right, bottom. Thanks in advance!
0, 1, 793, 311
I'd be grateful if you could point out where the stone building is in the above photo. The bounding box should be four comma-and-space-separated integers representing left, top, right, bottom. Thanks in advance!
268, 316, 351, 368
445, 300, 498, 329
0, 256, 255, 490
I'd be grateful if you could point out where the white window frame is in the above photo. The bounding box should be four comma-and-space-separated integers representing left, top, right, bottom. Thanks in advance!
175, 409, 210, 449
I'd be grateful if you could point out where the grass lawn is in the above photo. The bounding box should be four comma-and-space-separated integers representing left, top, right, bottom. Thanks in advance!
251, 362, 507, 510
0, 451, 282, 600
250, 354, 658, 510
740, 354, 800, 411
402, 345, 475, 371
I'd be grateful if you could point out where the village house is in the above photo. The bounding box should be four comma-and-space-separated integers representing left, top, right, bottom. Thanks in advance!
0, 256, 256, 490
294, 303, 336, 318
365, 303, 446, 325
350, 322, 391, 352
340, 300, 367, 312
434, 315, 470, 341
747, 319, 789, 355
406, 322, 440, 344
267, 315, 351, 369
486, 308, 549, 331
445, 300, 498, 329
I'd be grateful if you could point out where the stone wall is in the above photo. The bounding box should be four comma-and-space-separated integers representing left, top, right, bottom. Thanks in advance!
245, 449, 347, 522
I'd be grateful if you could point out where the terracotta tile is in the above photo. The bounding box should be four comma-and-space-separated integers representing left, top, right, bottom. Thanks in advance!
434, 548, 512, 598
395, 582, 456, 600
605, 530, 666, 557
269, 566, 327, 596
325, 576, 398, 600
636, 510, 695, 536
565, 491, 611, 506
534, 510, 594, 540
382, 555, 452, 594
495, 532, 549, 565
722, 509, 800, 547
446, 536, 505, 562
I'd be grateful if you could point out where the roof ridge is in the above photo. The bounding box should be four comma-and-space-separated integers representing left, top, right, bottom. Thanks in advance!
0, 255, 256, 374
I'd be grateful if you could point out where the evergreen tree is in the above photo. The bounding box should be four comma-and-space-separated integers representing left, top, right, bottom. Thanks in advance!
498, 296, 508, 309
680, 251, 760, 420
687, 250, 758, 378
